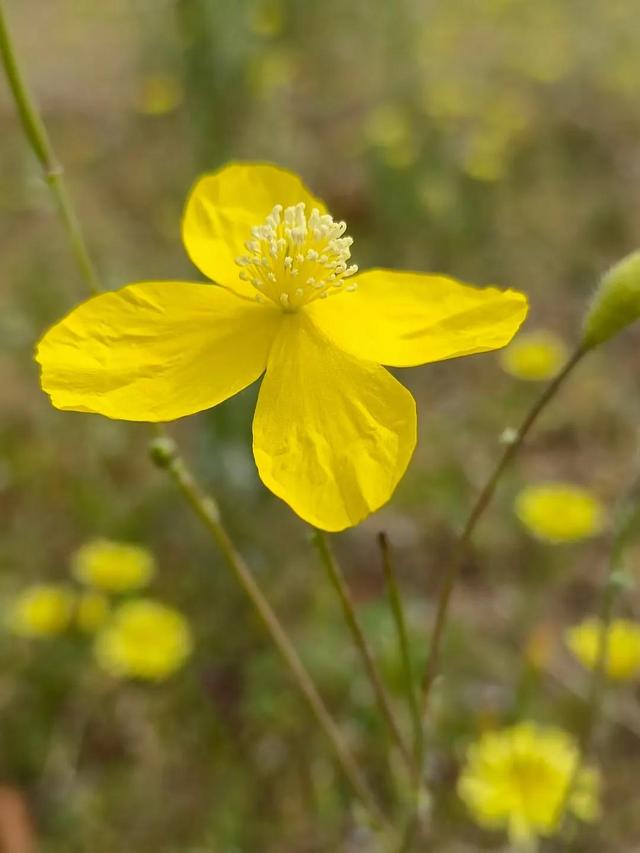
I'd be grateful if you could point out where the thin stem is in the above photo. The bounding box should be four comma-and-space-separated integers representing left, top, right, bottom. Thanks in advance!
421, 346, 588, 716
312, 530, 416, 779
1, 11, 385, 830
0, 0, 101, 294
552, 479, 640, 847
153, 440, 386, 829
378, 533, 423, 764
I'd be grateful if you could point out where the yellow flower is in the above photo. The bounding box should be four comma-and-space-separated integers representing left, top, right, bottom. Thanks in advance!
566, 617, 640, 680
500, 329, 569, 381
36, 163, 527, 531
8, 584, 75, 638
515, 483, 605, 543
71, 539, 155, 592
94, 599, 192, 681
458, 722, 600, 844
76, 591, 110, 633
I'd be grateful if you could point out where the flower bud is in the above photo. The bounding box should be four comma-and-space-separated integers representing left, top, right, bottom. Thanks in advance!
582, 250, 640, 348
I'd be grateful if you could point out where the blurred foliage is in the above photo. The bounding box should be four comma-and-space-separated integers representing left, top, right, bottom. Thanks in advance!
2, 0, 640, 849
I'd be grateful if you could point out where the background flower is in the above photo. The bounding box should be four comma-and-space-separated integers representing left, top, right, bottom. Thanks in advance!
515, 483, 605, 543
8, 584, 75, 638
566, 618, 640, 680
94, 599, 193, 681
71, 539, 156, 593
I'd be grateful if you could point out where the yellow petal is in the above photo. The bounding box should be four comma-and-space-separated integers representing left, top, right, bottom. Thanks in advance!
36, 282, 281, 422
252, 313, 417, 531
182, 162, 327, 295
306, 269, 528, 367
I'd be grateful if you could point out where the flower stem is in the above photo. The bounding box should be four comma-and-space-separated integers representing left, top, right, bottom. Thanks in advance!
153, 438, 387, 829
0, 1, 101, 295
378, 533, 423, 764
552, 477, 640, 848
420, 345, 588, 717
0, 8, 386, 830
312, 530, 416, 779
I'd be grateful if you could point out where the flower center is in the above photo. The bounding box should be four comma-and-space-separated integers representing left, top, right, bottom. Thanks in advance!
235, 202, 359, 311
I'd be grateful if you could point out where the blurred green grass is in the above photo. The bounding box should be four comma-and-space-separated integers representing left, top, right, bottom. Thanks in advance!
2, 0, 640, 849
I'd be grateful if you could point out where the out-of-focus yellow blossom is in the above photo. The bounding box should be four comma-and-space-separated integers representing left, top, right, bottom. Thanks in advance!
500, 330, 569, 381
247, 0, 284, 38
458, 722, 600, 844
365, 106, 420, 169
94, 599, 192, 681
247, 50, 293, 96
36, 162, 527, 531
72, 539, 156, 593
8, 584, 75, 638
515, 483, 605, 543
135, 74, 183, 116
76, 591, 110, 633
566, 618, 640, 680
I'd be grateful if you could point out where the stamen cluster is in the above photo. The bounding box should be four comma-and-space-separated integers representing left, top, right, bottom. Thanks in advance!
235, 203, 358, 310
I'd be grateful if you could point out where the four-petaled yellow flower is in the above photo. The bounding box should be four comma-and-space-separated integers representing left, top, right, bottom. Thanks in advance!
36, 162, 527, 530
515, 482, 605, 543
458, 722, 600, 845
500, 329, 569, 381
566, 617, 640, 681
8, 584, 75, 638
72, 539, 156, 592
94, 599, 192, 681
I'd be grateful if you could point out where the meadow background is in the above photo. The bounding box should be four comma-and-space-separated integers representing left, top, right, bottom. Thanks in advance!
1, 0, 640, 850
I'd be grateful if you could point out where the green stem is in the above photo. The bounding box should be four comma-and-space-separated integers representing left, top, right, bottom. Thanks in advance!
0, 1, 100, 294
552, 480, 640, 848
421, 346, 588, 716
0, 7, 385, 829
153, 438, 386, 829
313, 530, 416, 779
378, 533, 423, 764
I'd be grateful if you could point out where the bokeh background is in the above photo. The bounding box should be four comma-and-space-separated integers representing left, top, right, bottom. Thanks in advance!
2, 0, 640, 850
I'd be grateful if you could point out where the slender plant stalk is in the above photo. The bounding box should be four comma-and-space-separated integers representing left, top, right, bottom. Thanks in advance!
0, 4, 386, 829
313, 530, 416, 779
421, 346, 588, 715
551, 480, 640, 848
398, 345, 589, 852
378, 533, 423, 764
153, 438, 386, 828
0, 2, 100, 295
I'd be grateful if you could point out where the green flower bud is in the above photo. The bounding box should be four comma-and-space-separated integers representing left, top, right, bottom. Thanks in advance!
582, 250, 640, 348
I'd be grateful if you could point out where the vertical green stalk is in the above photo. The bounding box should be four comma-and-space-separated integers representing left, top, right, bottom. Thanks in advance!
378, 533, 422, 763
0, 3, 385, 828
313, 530, 416, 779
553, 480, 640, 847
0, 2, 100, 295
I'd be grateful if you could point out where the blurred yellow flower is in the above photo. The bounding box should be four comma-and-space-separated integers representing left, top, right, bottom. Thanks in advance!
8, 584, 75, 638
515, 483, 605, 543
500, 330, 569, 381
72, 539, 155, 593
566, 618, 640, 680
76, 591, 110, 633
458, 722, 600, 844
135, 74, 183, 116
94, 599, 192, 681
37, 162, 527, 531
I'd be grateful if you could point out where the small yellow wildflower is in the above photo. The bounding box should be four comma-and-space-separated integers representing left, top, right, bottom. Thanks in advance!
515, 483, 605, 543
36, 162, 527, 531
71, 539, 155, 593
8, 584, 75, 638
76, 591, 110, 633
94, 599, 192, 681
500, 330, 569, 381
566, 617, 640, 680
458, 722, 600, 844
